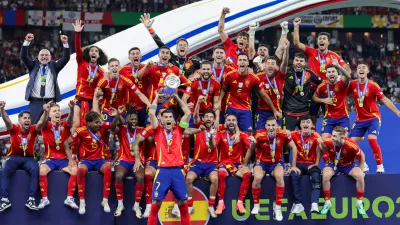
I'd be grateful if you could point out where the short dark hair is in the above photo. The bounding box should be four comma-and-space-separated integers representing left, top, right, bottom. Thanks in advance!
85, 111, 101, 123
318, 32, 331, 39
176, 38, 188, 45
266, 116, 276, 122
357, 61, 369, 69
50, 104, 60, 108
203, 109, 216, 118
237, 31, 249, 40
157, 106, 169, 116
326, 64, 338, 72
108, 57, 120, 64
300, 115, 312, 122
258, 44, 268, 49
126, 106, 138, 118
201, 60, 212, 68
237, 52, 249, 60
160, 46, 170, 51
294, 52, 306, 60
83, 46, 108, 66
225, 114, 237, 119
266, 56, 279, 64
128, 47, 141, 55
18, 110, 30, 118
213, 45, 225, 53
161, 109, 174, 117
333, 126, 346, 135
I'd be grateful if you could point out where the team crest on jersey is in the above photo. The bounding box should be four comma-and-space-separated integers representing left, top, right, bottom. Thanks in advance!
342, 150, 347, 156
238, 82, 243, 88
185, 63, 191, 69
276, 139, 281, 145
118, 84, 123, 90
335, 86, 339, 92
265, 83, 270, 89
245, 80, 250, 87
73, 132, 77, 138
167, 69, 172, 73
233, 80, 237, 84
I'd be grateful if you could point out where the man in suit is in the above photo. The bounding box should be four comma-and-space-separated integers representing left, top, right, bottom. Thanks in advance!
20, 33, 70, 124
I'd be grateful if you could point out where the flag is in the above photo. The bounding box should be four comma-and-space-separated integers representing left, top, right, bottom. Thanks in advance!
27, 10, 44, 26
83, 12, 103, 32
3, 10, 25, 26
62, 11, 81, 31
44, 11, 61, 26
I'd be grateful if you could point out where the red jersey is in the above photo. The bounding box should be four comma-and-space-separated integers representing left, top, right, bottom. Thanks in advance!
291, 130, 321, 164
257, 71, 285, 111
212, 64, 235, 112
254, 128, 291, 164
140, 126, 157, 161
215, 131, 250, 165
70, 124, 110, 160
348, 80, 385, 122
153, 125, 186, 167
75, 32, 104, 101
186, 78, 221, 114
323, 137, 362, 167
97, 75, 139, 110
315, 79, 349, 119
223, 37, 249, 68
191, 123, 218, 164
42, 121, 70, 159
223, 72, 262, 110
116, 125, 145, 162
305, 47, 346, 80
7, 124, 38, 157
120, 64, 149, 110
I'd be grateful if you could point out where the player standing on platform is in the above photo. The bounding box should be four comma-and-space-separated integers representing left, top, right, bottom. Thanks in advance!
63, 111, 113, 215
319, 126, 366, 215
348, 62, 400, 173
250, 116, 297, 221
0, 101, 51, 211
38, 101, 79, 209
290, 116, 323, 214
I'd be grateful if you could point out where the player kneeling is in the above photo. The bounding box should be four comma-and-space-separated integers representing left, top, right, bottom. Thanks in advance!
250, 116, 297, 221
320, 126, 366, 215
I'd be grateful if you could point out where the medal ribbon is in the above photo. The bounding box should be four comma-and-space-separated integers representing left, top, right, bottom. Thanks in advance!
226, 131, 234, 155
88, 129, 101, 143
88, 65, 99, 83
20, 131, 28, 156
108, 76, 120, 103
212, 64, 225, 83
327, 83, 336, 99
295, 70, 305, 94
198, 79, 211, 99
40, 65, 49, 85
357, 79, 369, 106
205, 128, 212, 150
157, 63, 168, 67
266, 74, 279, 97
164, 129, 173, 150
178, 58, 188, 71
126, 127, 137, 150
132, 66, 139, 75
318, 50, 328, 72
300, 132, 310, 157
268, 137, 276, 162
52, 124, 61, 148
334, 144, 344, 170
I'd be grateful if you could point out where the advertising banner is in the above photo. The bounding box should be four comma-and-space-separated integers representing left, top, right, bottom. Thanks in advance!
62, 11, 81, 31
288, 15, 343, 28
371, 14, 399, 28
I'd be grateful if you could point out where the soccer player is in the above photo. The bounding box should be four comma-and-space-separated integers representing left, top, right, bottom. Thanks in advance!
140, 13, 201, 78
111, 106, 145, 218
319, 126, 366, 215
293, 17, 351, 126
313, 61, 351, 140
250, 116, 297, 221
255, 40, 289, 130
218, 53, 279, 133
210, 114, 253, 215
290, 116, 323, 214
348, 62, 400, 173
38, 101, 79, 209
0, 101, 51, 211
63, 111, 113, 215
132, 91, 192, 225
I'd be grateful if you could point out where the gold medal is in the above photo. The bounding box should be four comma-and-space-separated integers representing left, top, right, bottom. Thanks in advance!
41, 82, 46, 86
277, 95, 280, 99
56, 145, 60, 150
272, 158, 275, 163
208, 148, 211, 153
300, 92, 304, 96
359, 103, 363, 107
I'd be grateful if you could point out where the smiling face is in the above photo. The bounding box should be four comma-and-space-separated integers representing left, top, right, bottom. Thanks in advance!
225, 115, 237, 133
108, 60, 120, 79
326, 67, 338, 84
38, 49, 51, 65
202, 112, 215, 128
237, 34, 248, 50
50, 105, 61, 124
212, 48, 226, 64
331, 130, 345, 146
293, 56, 306, 72
258, 46, 269, 59
201, 64, 212, 80
126, 113, 138, 130
237, 54, 249, 74
266, 58, 278, 76
265, 119, 278, 138
300, 118, 313, 135
89, 47, 100, 63
18, 112, 31, 131
129, 49, 142, 67
317, 34, 330, 52
161, 112, 175, 130
176, 40, 189, 58
357, 63, 369, 80
159, 48, 171, 63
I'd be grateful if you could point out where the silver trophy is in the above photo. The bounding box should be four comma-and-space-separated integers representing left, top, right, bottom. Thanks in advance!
159, 74, 181, 103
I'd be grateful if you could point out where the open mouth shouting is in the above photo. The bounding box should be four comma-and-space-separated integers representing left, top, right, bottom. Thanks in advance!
90, 55, 97, 63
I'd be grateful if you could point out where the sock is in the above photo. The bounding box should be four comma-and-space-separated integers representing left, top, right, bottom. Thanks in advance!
39, 175, 48, 198
115, 182, 124, 201
218, 200, 224, 204
103, 165, 112, 199
324, 190, 331, 200
147, 204, 161, 225
275, 186, 285, 206
134, 201, 139, 207
187, 197, 193, 207
217, 170, 228, 200
238, 172, 251, 201
135, 182, 144, 204
178, 202, 191, 225
77, 167, 87, 200
252, 187, 262, 204
144, 175, 154, 204
208, 196, 216, 207
357, 190, 364, 200
67, 175, 77, 197
118, 200, 123, 206
368, 139, 383, 165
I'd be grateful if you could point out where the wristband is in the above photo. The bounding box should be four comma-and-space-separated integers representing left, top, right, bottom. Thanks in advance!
179, 121, 189, 129
150, 105, 157, 111
148, 28, 154, 34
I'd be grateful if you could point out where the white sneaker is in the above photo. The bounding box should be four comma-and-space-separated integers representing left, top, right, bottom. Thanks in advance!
64, 197, 79, 209
171, 203, 180, 218
377, 164, 385, 173
251, 204, 260, 215
188, 206, 195, 214
291, 203, 304, 214
208, 206, 217, 218
311, 203, 319, 213
142, 204, 151, 218
114, 204, 125, 217
38, 198, 50, 209
101, 199, 111, 213
79, 200, 86, 215
133, 205, 142, 218
273, 202, 283, 221
363, 163, 369, 172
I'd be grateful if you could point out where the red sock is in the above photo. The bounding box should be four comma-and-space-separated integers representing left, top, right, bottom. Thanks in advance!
208, 196, 216, 207
77, 167, 87, 200
103, 165, 112, 199
368, 139, 383, 165
217, 170, 228, 200
324, 190, 331, 200
39, 175, 48, 198
238, 172, 251, 201
67, 175, 77, 197
275, 186, 284, 206
115, 182, 124, 201
144, 175, 154, 204
147, 204, 161, 225
252, 187, 262, 204
187, 197, 193, 207
178, 202, 191, 225
357, 190, 364, 200
135, 182, 144, 203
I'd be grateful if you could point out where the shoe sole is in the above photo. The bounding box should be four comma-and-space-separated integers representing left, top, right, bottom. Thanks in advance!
25, 204, 39, 210
64, 202, 79, 209
0, 204, 11, 212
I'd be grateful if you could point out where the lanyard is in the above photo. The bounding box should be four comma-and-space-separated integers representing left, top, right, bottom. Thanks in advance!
88, 64, 99, 83
178, 58, 188, 70
88, 129, 101, 143
132, 66, 139, 75
334, 144, 344, 170
268, 137, 277, 162
226, 131, 234, 155
52, 124, 61, 150
158, 63, 168, 67
205, 128, 212, 152
20, 131, 28, 156
164, 129, 173, 150
40, 65, 48, 86
108, 76, 120, 104
126, 127, 137, 148
295, 70, 305, 95
318, 50, 328, 72
198, 79, 211, 96
266, 74, 279, 97
327, 82, 336, 99
300, 132, 310, 157
212, 64, 225, 83
357, 79, 369, 107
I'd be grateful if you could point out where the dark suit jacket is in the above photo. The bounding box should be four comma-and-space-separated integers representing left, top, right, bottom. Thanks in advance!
20, 44, 70, 102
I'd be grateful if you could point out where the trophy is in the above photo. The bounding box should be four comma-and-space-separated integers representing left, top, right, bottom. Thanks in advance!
158, 74, 181, 103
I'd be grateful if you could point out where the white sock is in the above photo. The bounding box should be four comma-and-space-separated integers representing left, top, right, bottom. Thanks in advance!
118, 200, 123, 206
218, 200, 224, 204
275, 205, 281, 210
254, 203, 260, 207
1, 198, 9, 201
237, 200, 243, 203
146, 203, 151, 209
325, 199, 331, 204
80, 199, 85, 203
134, 202, 139, 208
42, 197, 48, 200
357, 199, 363, 205
67, 196, 73, 200
103, 198, 108, 202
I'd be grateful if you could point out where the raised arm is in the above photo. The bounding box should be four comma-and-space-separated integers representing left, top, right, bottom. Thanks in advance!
20, 33, 36, 70
0, 101, 12, 131
67, 100, 75, 128
91, 88, 103, 114
174, 93, 191, 124
280, 40, 290, 74
193, 95, 204, 124
274, 21, 289, 60
135, 60, 154, 79
218, 7, 230, 43
148, 93, 160, 129
332, 56, 351, 84
36, 101, 53, 132
248, 22, 259, 60
72, 19, 84, 62
293, 18, 306, 52
134, 88, 151, 108
380, 96, 400, 117
54, 35, 71, 72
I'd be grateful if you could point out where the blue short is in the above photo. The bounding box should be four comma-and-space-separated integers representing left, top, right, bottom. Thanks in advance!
254, 161, 284, 175
218, 163, 241, 175
226, 107, 253, 132
41, 158, 69, 171
310, 91, 325, 116
350, 118, 381, 138
321, 117, 350, 134
326, 162, 359, 175
145, 104, 176, 125
101, 111, 126, 123
116, 160, 134, 173
152, 167, 187, 201
219, 111, 226, 124
78, 158, 108, 171
75, 99, 93, 109
136, 108, 147, 128
146, 160, 158, 170
255, 109, 282, 130
188, 161, 217, 178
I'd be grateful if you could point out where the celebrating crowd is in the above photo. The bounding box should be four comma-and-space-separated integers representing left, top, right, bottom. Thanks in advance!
1, 8, 400, 225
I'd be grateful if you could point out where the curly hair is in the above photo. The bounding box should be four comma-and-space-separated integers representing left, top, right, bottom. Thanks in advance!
82, 46, 108, 66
